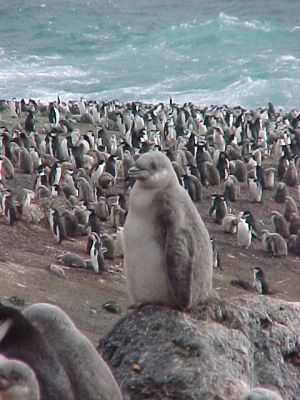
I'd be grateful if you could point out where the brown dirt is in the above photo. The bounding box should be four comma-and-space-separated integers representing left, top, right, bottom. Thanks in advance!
1, 109, 300, 347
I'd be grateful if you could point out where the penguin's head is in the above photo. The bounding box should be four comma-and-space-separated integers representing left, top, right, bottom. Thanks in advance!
128, 152, 177, 189
252, 266, 264, 279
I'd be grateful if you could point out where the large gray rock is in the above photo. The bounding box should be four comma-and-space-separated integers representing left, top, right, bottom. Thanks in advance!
98, 295, 300, 399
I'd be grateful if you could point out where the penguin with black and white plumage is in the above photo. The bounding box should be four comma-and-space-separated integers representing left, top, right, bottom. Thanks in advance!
2, 190, 19, 225
24, 110, 35, 133
71, 145, 85, 169
240, 210, 259, 239
277, 153, 289, 181
216, 151, 230, 181
210, 238, 222, 270
49, 102, 60, 128
62, 210, 79, 238
252, 266, 270, 295
209, 194, 228, 224
90, 159, 106, 186
49, 162, 62, 187
48, 208, 67, 244
104, 155, 117, 177
248, 177, 263, 203
183, 174, 202, 202
87, 232, 107, 273
237, 214, 252, 248
86, 208, 101, 236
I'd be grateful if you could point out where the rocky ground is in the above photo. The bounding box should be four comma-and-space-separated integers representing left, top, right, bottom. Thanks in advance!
0, 107, 300, 348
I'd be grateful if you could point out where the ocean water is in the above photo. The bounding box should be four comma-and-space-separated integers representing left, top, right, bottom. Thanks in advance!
0, 0, 300, 109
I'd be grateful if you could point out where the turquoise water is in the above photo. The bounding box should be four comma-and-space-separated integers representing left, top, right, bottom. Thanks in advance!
0, 0, 300, 108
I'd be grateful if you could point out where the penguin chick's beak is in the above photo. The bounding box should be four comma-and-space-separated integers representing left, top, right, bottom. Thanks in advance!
128, 166, 148, 179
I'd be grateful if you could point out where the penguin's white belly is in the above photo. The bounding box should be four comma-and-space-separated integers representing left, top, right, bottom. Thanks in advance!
237, 223, 251, 247
124, 210, 171, 306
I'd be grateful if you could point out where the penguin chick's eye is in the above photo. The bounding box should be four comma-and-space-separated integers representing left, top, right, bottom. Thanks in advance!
10, 372, 22, 383
150, 161, 157, 170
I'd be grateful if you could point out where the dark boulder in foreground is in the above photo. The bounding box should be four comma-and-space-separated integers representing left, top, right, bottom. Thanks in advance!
98, 295, 300, 399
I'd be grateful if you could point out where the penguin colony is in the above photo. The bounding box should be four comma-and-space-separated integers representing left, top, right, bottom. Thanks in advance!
1, 99, 300, 286
0, 98, 300, 398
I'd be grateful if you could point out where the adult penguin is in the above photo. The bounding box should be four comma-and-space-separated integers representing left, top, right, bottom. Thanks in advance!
25, 110, 35, 133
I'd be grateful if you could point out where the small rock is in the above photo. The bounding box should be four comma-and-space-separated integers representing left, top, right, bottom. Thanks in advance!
102, 301, 122, 314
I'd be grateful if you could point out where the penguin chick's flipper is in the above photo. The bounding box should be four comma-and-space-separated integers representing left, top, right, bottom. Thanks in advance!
165, 225, 193, 310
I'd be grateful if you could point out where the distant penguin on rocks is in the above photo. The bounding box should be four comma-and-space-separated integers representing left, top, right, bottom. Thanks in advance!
88, 232, 106, 273
101, 234, 116, 260
25, 110, 35, 133
289, 212, 300, 236
240, 210, 259, 239
274, 182, 288, 203
87, 209, 101, 235
264, 167, 276, 190
283, 196, 298, 222
49, 103, 60, 127
237, 216, 252, 248
262, 230, 288, 257
90, 160, 106, 186
209, 194, 228, 224
222, 213, 239, 234
48, 208, 67, 244
233, 159, 248, 183
252, 267, 270, 295
95, 196, 109, 221
277, 154, 289, 181
216, 151, 230, 181
205, 161, 221, 186
2, 190, 18, 225
104, 155, 117, 177
271, 211, 290, 239
248, 177, 263, 203
62, 210, 78, 238
49, 162, 62, 187
224, 175, 240, 202
183, 174, 202, 201
19, 147, 34, 174
284, 159, 298, 186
